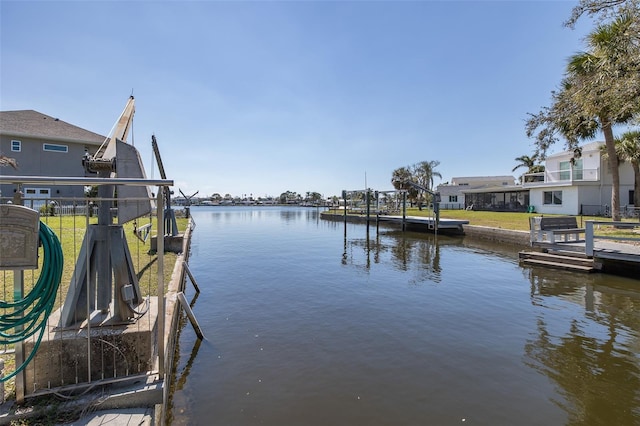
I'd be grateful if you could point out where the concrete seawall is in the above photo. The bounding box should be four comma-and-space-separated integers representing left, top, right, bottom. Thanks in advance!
461, 225, 530, 246
158, 217, 196, 423
320, 212, 531, 247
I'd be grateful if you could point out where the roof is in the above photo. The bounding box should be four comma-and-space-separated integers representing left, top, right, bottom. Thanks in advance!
462, 185, 528, 194
0, 110, 106, 145
546, 141, 604, 158
449, 176, 516, 185
451, 175, 515, 181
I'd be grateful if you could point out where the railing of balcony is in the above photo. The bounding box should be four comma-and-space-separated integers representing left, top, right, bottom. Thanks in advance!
523, 167, 600, 185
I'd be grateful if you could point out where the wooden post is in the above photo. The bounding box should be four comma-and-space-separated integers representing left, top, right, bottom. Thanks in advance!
183, 262, 201, 294
177, 292, 205, 340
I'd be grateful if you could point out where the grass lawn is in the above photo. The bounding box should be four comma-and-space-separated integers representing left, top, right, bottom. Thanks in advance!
418, 208, 640, 238
1, 215, 189, 304
328, 207, 640, 238
0, 214, 189, 400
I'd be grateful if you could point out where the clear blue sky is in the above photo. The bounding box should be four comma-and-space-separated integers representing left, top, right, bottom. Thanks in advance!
1, 1, 593, 199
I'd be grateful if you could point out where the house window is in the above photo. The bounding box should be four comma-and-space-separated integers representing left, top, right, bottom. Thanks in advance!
43, 143, 68, 153
573, 159, 583, 180
449, 195, 458, 202
559, 159, 583, 180
559, 161, 571, 180
11, 140, 21, 152
543, 191, 562, 205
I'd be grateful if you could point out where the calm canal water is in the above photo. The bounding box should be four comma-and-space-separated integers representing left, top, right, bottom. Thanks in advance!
168, 206, 640, 425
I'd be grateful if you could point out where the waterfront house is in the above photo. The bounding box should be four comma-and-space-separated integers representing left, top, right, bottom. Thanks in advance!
436, 176, 517, 210
0, 109, 105, 204
456, 141, 635, 215
522, 141, 635, 215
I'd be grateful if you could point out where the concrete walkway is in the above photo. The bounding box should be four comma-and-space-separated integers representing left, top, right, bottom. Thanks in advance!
67, 408, 153, 425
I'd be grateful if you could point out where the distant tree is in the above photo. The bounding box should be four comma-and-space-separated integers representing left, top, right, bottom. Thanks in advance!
279, 190, 300, 204
391, 166, 412, 190
391, 166, 417, 205
413, 160, 442, 191
391, 161, 441, 207
512, 154, 545, 182
306, 192, 323, 204
211, 193, 222, 202
512, 155, 536, 173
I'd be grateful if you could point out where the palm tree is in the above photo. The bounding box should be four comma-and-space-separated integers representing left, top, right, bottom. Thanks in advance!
413, 160, 442, 191
512, 155, 537, 173
617, 130, 640, 207
527, 13, 640, 221
391, 166, 412, 190
512, 155, 545, 182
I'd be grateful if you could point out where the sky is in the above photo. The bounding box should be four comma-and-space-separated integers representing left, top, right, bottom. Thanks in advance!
1, 0, 595, 199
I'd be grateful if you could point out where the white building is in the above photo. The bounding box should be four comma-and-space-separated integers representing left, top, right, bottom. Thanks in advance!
437, 176, 517, 209
523, 141, 635, 215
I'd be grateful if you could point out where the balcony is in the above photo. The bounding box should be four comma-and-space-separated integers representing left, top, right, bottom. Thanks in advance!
523, 167, 600, 186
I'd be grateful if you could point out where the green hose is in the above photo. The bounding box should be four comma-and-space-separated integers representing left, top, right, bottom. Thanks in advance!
0, 221, 63, 381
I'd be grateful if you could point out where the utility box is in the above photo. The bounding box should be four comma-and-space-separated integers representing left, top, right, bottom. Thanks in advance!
0, 204, 40, 270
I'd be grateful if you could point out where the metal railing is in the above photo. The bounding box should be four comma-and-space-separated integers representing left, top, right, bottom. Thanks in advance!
0, 175, 172, 403
523, 167, 600, 185
580, 204, 640, 218
585, 221, 640, 256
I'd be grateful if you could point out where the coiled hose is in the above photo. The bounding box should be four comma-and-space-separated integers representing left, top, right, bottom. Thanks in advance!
0, 221, 63, 381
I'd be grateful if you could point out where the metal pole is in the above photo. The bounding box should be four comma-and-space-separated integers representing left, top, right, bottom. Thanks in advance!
402, 192, 407, 232
375, 191, 379, 234
12, 189, 25, 403
13, 270, 24, 403
365, 190, 370, 230
157, 188, 165, 379
342, 190, 347, 224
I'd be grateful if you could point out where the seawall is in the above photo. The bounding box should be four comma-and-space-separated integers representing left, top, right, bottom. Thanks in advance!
462, 225, 530, 246
320, 212, 531, 246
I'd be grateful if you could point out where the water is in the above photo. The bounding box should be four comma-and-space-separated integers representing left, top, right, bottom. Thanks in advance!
168, 206, 640, 425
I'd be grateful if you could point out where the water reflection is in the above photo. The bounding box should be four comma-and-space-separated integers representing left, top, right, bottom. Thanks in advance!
524, 268, 640, 424
166, 312, 204, 426
172, 207, 640, 425
280, 207, 322, 222
204, 206, 323, 223
342, 228, 442, 283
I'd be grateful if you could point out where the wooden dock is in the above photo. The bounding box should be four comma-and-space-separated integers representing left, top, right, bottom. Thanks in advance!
519, 250, 601, 273
320, 212, 469, 234
377, 215, 469, 232
524, 238, 640, 275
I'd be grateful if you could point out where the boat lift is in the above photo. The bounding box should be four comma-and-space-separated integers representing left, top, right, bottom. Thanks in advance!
392, 178, 441, 232
342, 181, 441, 232
152, 134, 179, 236
60, 96, 156, 327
